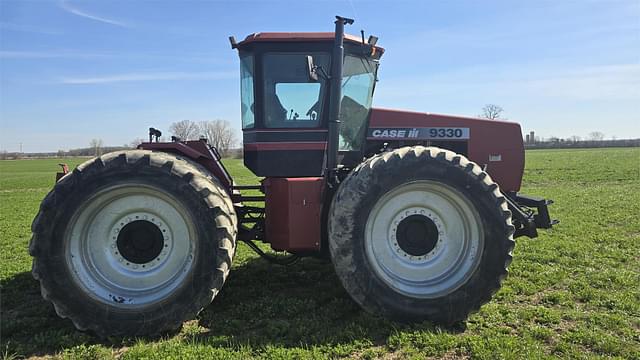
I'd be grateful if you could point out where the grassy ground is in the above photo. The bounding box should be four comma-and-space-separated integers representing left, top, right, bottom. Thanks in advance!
1, 148, 639, 359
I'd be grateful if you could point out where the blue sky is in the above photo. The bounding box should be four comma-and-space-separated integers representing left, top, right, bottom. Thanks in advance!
1, 0, 638, 152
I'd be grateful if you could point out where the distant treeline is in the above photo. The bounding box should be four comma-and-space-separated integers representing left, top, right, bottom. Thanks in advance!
0, 145, 244, 160
0, 146, 132, 160
525, 139, 640, 150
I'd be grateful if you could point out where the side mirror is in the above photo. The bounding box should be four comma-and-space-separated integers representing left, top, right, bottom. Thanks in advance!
306, 55, 319, 82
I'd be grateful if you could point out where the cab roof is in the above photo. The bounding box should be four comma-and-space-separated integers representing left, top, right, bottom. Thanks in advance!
237, 32, 385, 54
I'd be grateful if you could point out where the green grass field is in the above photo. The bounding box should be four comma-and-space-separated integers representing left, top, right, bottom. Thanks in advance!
1, 148, 639, 359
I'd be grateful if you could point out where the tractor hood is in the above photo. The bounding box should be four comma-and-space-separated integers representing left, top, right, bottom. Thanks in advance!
367, 108, 525, 192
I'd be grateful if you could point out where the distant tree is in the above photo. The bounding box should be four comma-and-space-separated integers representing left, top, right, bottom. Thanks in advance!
199, 120, 237, 156
57, 149, 66, 157
169, 120, 200, 140
569, 135, 581, 143
129, 138, 145, 148
479, 104, 504, 120
89, 138, 104, 156
588, 131, 605, 141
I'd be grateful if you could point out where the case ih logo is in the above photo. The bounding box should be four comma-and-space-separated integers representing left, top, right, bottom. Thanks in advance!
368, 127, 470, 140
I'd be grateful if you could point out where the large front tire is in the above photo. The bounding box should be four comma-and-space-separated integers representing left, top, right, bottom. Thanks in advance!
29, 150, 237, 337
328, 146, 514, 324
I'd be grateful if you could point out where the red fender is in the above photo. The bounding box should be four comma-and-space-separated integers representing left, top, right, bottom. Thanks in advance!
138, 140, 234, 194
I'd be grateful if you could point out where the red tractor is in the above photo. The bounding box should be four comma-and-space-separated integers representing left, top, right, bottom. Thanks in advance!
30, 16, 556, 337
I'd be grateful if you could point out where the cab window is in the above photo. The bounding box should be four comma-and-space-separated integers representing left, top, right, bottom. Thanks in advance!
240, 55, 255, 129
263, 53, 329, 128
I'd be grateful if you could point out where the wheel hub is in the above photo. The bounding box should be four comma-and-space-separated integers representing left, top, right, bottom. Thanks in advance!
396, 214, 439, 256
109, 212, 173, 272
389, 207, 445, 262
116, 220, 164, 264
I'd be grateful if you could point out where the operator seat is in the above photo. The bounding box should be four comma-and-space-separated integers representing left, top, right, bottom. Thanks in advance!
264, 90, 288, 127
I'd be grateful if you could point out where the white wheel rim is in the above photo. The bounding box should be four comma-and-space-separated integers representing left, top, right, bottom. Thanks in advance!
364, 180, 484, 298
64, 184, 197, 308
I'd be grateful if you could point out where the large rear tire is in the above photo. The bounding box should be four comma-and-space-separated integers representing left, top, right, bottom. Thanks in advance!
29, 150, 237, 337
328, 146, 514, 324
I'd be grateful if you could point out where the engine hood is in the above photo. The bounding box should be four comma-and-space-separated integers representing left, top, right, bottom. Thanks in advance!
367, 108, 525, 192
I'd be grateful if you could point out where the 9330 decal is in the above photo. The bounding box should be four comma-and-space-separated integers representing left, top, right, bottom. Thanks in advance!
368, 127, 470, 140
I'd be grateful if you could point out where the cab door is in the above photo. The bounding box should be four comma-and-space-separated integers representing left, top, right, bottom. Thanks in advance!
243, 52, 330, 177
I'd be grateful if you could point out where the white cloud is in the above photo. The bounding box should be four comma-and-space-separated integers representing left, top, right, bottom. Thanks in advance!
59, 0, 129, 28
60, 71, 236, 84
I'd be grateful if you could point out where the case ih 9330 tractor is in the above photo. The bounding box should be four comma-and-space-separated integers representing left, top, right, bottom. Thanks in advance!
30, 16, 556, 337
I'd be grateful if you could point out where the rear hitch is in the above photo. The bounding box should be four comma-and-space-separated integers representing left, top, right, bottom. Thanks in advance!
505, 192, 559, 238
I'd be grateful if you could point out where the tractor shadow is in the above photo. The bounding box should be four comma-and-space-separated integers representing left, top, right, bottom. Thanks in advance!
0, 272, 114, 358
188, 251, 466, 349
0, 252, 464, 357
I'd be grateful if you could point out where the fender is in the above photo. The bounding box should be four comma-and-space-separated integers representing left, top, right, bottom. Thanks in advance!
138, 140, 234, 193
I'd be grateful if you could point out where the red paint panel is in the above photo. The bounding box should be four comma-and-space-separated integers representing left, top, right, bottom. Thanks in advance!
264, 177, 324, 252
238, 32, 385, 53
369, 108, 524, 192
244, 142, 327, 151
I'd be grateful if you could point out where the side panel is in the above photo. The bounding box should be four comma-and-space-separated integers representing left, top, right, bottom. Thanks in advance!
264, 177, 324, 252
243, 129, 328, 177
367, 108, 525, 192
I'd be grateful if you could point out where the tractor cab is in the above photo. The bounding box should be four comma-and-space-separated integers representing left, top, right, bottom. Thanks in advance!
231, 29, 384, 177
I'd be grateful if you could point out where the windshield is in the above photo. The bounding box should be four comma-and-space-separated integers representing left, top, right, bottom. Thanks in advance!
339, 55, 377, 151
